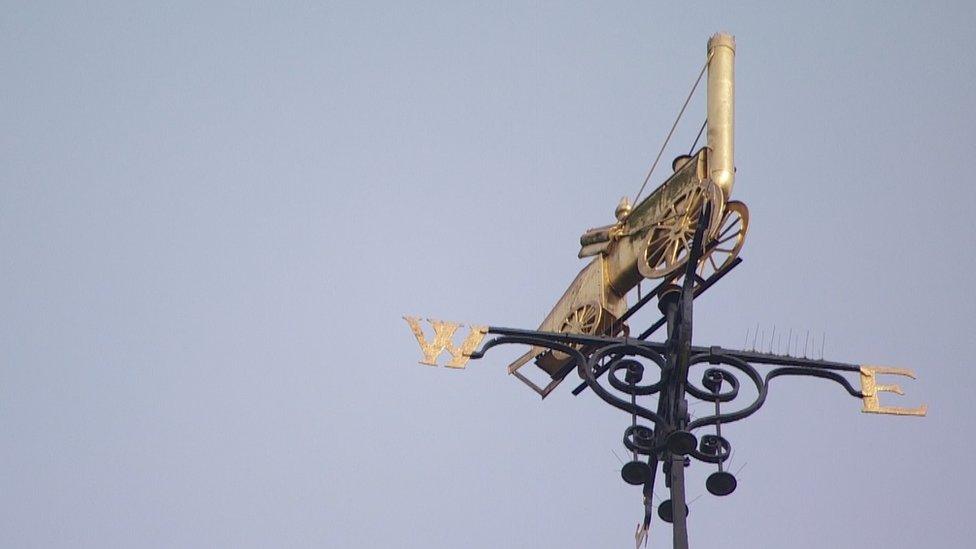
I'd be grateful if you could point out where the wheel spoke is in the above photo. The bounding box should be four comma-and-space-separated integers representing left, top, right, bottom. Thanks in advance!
675, 242, 688, 261
663, 240, 675, 264
646, 232, 670, 248
564, 306, 599, 335
647, 244, 666, 266
652, 214, 682, 228
668, 239, 681, 263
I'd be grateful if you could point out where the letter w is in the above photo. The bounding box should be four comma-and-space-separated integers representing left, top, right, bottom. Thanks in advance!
403, 316, 487, 368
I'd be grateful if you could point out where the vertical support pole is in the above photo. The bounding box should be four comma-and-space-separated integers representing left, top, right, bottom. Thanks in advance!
658, 286, 690, 549
660, 200, 710, 549
670, 454, 689, 549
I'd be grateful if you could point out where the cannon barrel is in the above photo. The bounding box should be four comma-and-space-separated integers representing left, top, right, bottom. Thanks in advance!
707, 32, 735, 198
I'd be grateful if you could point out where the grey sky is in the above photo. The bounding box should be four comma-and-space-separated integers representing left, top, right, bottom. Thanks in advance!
2, 2, 974, 548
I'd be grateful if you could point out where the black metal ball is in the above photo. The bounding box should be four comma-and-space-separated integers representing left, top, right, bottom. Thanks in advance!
706, 471, 737, 496
657, 499, 690, 523
666, 430, 697, 455
621, 460, 651, 485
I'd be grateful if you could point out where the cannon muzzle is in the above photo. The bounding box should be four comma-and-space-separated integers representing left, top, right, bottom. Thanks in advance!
707, 32, 735, 198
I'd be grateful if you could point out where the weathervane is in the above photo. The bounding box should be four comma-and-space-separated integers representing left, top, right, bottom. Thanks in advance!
404, 33, 925, 548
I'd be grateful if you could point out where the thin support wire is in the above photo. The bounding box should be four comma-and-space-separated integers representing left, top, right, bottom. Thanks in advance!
633, 52, 713, 205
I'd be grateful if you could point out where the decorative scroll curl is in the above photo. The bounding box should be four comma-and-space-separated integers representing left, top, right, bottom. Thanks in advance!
472, 336, 672, 431
583, 343, 670, 431
685, 353, 863, 431
689, 434, 732, 464
623, 424, 656, 455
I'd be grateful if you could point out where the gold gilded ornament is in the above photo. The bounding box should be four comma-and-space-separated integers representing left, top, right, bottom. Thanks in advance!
859, 366, 927, 416
403, 317, 487, 369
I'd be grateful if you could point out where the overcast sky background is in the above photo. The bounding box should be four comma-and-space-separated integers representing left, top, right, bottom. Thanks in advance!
2, 2, 974, 548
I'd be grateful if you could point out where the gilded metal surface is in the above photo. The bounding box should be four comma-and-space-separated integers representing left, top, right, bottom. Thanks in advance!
635, 522, 648, 548
403, 316, 487, 368
623, 148, 709, 232
859, 366, 928, 416
615, 196, 633, 222
707, 32, 735, 198
531, 259, 628, 376
507, 33, 745, 396
607, 150, 717, 293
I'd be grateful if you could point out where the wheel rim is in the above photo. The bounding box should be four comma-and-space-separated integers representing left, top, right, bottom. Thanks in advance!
544, 303, 603, 362
696, 200, 748, 281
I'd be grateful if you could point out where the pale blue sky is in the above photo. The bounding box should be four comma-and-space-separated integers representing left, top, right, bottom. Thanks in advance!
2, 2, 974, 548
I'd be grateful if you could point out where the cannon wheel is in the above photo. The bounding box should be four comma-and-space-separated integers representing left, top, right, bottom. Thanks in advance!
639, 182, 724, 279
561, 303, 602, 335
696, 200, 749, 282
537, 302, 605, 368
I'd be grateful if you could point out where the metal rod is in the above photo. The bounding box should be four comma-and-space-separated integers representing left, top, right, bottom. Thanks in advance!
571, 257, 744, 396
666, 203, 707, 549
671, 454, 689, 549
714, 396, 724, 473
637, 257, 742, 340
484, 326, 863, 374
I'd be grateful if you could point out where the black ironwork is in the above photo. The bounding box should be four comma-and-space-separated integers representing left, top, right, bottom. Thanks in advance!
468, 203, 870, 548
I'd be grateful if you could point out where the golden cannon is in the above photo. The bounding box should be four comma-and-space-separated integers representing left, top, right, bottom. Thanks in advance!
509, 33, 750, 396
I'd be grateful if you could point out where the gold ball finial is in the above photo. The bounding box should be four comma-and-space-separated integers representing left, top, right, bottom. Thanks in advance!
615, 197, 632, 222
